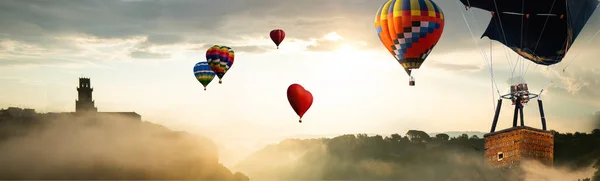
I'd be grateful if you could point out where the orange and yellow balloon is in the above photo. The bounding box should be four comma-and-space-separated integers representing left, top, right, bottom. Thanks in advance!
374, 0, 445, 86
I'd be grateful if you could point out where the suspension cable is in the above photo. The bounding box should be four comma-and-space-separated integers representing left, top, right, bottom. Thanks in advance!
491, 0, 510, 54
538, 80, 554, 100
460, 0, 503, 95
456, 1, 501, 112
562, 28, 600, 72
489, 0, 523, 86
562, 1, 600, 72
541, 64, 560, 99
526, 0, 557, 77
520, 0, 526, 81
462, 3, 518, 74
490, 41, 496, 110
526, 32, 570, 80
457, 1, 500, 94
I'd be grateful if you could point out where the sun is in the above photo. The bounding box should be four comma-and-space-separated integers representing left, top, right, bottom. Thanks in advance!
334, 44, 358, 56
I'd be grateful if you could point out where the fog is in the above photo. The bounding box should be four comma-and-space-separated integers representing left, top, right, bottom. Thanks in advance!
0, 113, 243, 180
233, 137, 598, 181
1, 109, 597, 180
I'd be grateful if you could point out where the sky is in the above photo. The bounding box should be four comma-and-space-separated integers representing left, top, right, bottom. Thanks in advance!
1, 0, 599, 166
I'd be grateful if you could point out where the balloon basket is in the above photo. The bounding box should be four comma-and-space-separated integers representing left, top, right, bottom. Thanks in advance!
299, 119, 302, 123
219, 80, 222, 84
409, 80, 415, 86
204, 87, 207, 91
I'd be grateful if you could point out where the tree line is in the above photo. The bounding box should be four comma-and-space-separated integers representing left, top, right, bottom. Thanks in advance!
235, 129, 600, 181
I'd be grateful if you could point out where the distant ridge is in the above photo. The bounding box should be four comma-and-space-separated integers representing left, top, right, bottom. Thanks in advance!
428, 131, 487, 138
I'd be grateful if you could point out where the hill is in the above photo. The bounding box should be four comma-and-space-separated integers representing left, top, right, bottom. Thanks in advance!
234, 130, 600, 181
0, 107, 249, 180
428, 131, 486, 139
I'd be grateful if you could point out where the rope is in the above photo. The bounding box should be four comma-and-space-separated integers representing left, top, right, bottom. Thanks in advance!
463, 0, 517, 88
460, 0, 501, 95
531, 0, 557, 56
525, 33, 570, 80
520, 0, 526, 80
525, 0, 557, 78
562, 28, 600, 72
490, 41, 497, 111
538, 64, 559, 100
510, 56, 520, 85
538, 80, 554, 100
489, 0, 522, 85
457, 0, 501, 112
491, 0, 510, 50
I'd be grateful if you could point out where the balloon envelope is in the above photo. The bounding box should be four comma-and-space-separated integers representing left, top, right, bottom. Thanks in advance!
206, 45, 234, 84
458, 0, 598, 66
270, 29, 286, 49
374, 0, 445, 76
193, 61, 216, 90
287, 84, 313, 122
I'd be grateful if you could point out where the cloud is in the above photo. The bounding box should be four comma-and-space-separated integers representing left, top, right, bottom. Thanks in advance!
0, 1, 484, 53
129, 50, 170, 59
428, 61, 483, 72
306, 39, 341, 52
145, 34, 184, 45
546, 66, 600, 100
0, 57, 92, 68
232, 45, 272, 54
305, 32, 367, 52
0, 76, 51, 86
0, 0, 598, 68
189, 43, 275, 54
0, 36, 136, 68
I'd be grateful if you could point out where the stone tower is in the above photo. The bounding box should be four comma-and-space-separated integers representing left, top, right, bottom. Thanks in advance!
75, 77, 98, 113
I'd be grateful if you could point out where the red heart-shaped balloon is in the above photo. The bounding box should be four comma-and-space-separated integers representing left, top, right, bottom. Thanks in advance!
287, 83, 313, 122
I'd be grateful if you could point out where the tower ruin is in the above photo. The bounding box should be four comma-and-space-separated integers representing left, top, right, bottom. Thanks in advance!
75, 77, 98, 113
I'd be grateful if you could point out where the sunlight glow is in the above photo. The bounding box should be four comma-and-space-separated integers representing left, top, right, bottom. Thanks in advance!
323, 32, 343, 41
334, 44, 357, 55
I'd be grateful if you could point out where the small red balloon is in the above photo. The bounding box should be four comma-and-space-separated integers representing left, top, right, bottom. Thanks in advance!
287, 83, 313, 123
270, 29, 286, 49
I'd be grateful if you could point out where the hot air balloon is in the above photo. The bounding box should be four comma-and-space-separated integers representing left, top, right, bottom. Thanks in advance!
287, 84, 313, 123
206, 45, 235, 84
193, 61, 216, 91
456, 0, 598, 169
270, 29, 286, 49
456, 0, 599, 131
374, 0, 445, 86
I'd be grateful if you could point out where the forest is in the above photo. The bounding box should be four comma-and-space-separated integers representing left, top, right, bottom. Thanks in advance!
2, 106, 599, 181
235, 129, 600, 181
